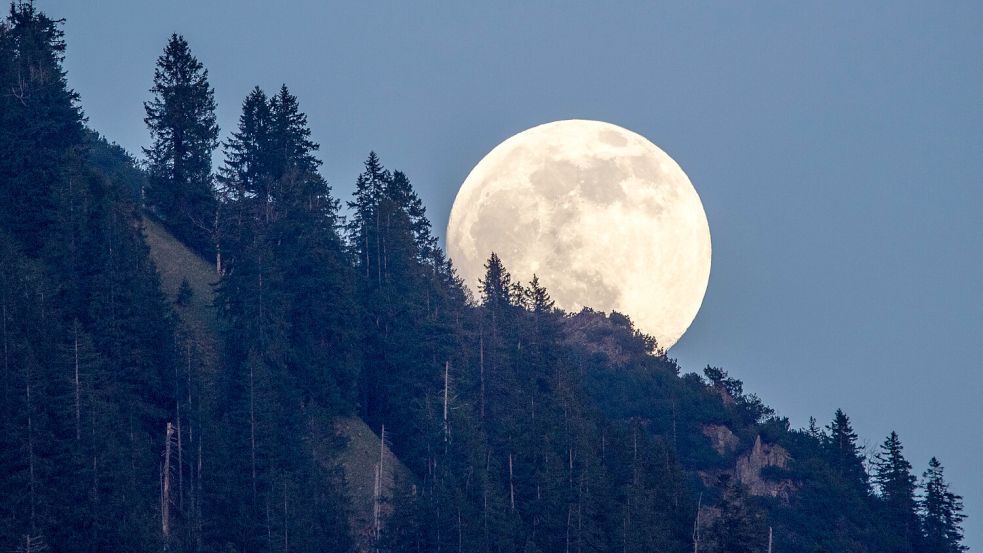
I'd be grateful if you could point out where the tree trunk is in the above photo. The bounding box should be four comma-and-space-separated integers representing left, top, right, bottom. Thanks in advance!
176, 347, 185, 510
509, 453, 515, 512
283, 481, 289, 553
692, 492, 702, 553
479, 331, 485, 421
26, 358, 37, 533
374, 424, 386, 545
1, 294, 8, 406
196, 440, 203, 553
443, 361, 450, 442
163, 422, 174, 539
74, 323, 81, 442
250, 357, 257, 500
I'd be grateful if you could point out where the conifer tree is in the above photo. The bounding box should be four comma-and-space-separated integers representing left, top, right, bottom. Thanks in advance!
872, 431, 919, 553
826, 409, 868, 489
0, 1, 83, 251
480, 252, 516, 312
920, 457, 967, 553
144, 33, 219, 254
523, 274, 555, 314
346, 151, 389, 283
212, 85, 356, 551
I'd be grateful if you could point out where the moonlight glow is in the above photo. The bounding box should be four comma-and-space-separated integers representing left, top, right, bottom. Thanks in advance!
446, 120, 711, 350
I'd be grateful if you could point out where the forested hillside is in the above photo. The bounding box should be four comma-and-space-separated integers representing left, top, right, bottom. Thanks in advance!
0, 4, 968, 553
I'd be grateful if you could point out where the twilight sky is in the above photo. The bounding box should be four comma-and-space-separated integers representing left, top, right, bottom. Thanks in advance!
47, 1, 982, 546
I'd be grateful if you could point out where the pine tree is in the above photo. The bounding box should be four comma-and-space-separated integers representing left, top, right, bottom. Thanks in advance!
217, 87, 272, 205
346, 151, 389, 283
0, 1, 83, 251
826, 409, 868, 489
212, 85, 357, 551
920, 457, 967, 553
523, 274, 555, 314
872, 432, 919, 553
144, 33, 219, 254
479, 252, 516, 312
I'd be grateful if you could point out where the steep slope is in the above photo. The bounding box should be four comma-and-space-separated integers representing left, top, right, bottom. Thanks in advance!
142, 216, 410, 551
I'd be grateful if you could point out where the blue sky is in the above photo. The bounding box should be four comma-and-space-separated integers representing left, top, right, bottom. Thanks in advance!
47, 1, 982, 546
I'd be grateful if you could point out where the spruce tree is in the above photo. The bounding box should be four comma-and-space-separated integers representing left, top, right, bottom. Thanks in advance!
0, 1, 83, 251
346, 151, 389, 283
144, 33, 219, 254
826, 409, 868, 489
921, 457, 967, 553
872, 431, 919, 553
212, 85, 356, 551
479, 252, 516, 312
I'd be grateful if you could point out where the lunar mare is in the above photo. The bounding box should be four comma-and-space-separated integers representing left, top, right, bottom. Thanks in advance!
446, 120, 711, 350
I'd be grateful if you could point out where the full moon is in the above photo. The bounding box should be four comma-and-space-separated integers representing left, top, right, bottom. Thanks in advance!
446, 120, 711, 350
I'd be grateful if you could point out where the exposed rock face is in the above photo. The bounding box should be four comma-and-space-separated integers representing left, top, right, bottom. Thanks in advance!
702, 424, 739, 455
699, 432, 796, 503
735, 435, 795, 500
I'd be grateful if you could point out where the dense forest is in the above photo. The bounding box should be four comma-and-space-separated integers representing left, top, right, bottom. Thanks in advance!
0, 4, 969, 553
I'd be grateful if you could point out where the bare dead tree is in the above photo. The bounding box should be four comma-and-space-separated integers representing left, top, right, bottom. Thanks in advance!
73, 322, 81, 442
249, 356, 257, 500
692, 492, 702, 553
373, 424, 387, 548
15, 535, 47, 553
479, 330, 485, 421
196, 440, 203, 553
2, 288, 9, 406
162, 422, 176, 540
26, 357, 37, 534
175, 344, 186, 511
509, 453, 516, 512
283, 480, 289, 553
443, 361, 450, 442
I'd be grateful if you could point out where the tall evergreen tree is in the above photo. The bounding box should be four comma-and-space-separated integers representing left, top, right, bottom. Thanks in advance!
920, 457, 967, 553
346, 152, 467, 455
0, 1, 83, 251
480, 252, 517, 312
346, 151, 389, 284
872, 431, 920, 553
144, 33, 219, 254
212, 85, 356, 552
826, 409, 868, 489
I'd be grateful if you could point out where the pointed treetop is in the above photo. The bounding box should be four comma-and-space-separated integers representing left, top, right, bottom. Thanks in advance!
524, 274, 555, 314
479, 252, 515, 310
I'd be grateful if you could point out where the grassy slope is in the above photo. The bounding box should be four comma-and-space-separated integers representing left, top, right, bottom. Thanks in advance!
143, 217, 221, 359
142, 217, 409, 551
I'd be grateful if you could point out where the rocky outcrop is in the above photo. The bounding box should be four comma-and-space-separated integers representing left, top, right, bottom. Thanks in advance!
699, 434, 796, 502
735, 435, 795, 500
702, 424, 740, 455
